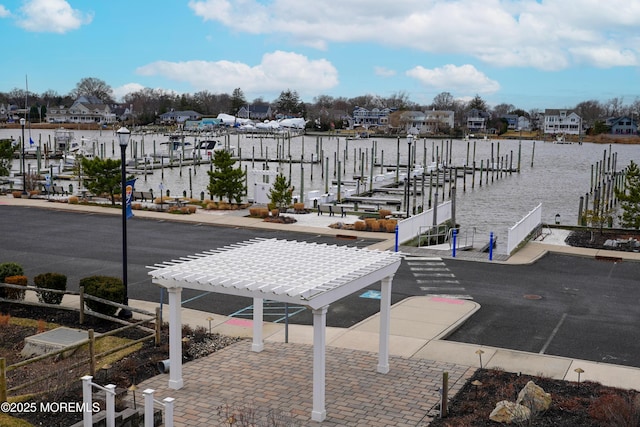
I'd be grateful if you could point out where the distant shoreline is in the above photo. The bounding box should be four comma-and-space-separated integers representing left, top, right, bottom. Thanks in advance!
1, 122, 638, 144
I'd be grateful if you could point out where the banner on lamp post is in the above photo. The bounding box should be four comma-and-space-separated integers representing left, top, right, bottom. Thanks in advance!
125, 178, 137, 219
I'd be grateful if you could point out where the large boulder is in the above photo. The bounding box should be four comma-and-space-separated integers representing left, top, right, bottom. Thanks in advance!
489, 400, 531, 424
517, 380, 552, 413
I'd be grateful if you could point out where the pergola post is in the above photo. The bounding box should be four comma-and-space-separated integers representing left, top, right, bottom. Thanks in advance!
311, 305, 328, 422
377, 275, 393, 374
252, 297, 264, 352
167, 287, 184, 390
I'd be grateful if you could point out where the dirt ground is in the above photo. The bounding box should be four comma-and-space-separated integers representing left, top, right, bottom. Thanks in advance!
0, 302, 241, 427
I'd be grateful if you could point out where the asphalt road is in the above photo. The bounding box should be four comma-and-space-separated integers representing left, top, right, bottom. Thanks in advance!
2, 205, 639, 367
442, 255, 640, 368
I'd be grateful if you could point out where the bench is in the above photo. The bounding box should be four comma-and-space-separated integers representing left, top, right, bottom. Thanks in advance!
318, 204, 350, 217
52, 185, 66, 195
133, 191, 153, 201
318, 204, 335, 216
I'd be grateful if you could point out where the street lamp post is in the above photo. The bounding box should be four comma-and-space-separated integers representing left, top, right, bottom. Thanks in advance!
406, 134, 413, 217
20, 118, 27, 196
117, 127, 132, 318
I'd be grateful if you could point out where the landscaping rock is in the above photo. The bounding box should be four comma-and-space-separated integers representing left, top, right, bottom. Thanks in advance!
489, 400, 531, 424
517, 380, 552, 413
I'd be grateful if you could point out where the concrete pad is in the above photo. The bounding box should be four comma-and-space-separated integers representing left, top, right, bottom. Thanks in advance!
412, 341, 497, 367
22, 326, 94, 357
352, 316, 448, 340
566, 360, 640, 390
211, 319, 283, 338
264, 324, 347, 345
390, 304, 474, 325
485, 349, 572, 380
328, 329, 428, 357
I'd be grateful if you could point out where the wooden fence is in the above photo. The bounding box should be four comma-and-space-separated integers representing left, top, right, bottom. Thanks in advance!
0, 282, 161, 403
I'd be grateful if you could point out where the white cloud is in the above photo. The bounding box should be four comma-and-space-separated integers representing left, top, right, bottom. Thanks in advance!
113, 83, 146, 102
374, 66, 396, 77
136, 51, 339, 97
188, 0, 640, 70
0, 5, 10, 18
17, 0, 92, 33
406, 64, 500, 95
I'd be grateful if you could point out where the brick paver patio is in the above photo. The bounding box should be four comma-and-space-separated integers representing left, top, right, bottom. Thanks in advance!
130, 340, 475, 426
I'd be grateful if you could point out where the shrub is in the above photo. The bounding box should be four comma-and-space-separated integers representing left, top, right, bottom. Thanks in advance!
187, 205, 197, 214
80, 276, 125, 316
379, 209, 392, 219
385, 220, 398, 233
369, 220, 381, 232
0, 262, 24, 298
0, 313, 10, 325
68, 196, 79, 204
4, 275, 27, 301
354, 221, 367, 231
293, 202, 305, 212
34, 273, 67, 305
12, 191, 22, 198
271, 208, 279, 217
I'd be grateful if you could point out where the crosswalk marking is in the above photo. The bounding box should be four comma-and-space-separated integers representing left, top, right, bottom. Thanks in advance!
424, 294, 474, 300
406, 255, 472, 300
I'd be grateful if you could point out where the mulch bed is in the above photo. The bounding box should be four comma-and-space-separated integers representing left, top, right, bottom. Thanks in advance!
565, 229, 640, 252
0, 302, 241, 427
428, 369, 640, 426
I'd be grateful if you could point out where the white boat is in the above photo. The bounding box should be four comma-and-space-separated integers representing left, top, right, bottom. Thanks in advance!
54, 128, 75, 153
63, 138, 97, 166
195, 140, 221, 158
554, 133, 570, 144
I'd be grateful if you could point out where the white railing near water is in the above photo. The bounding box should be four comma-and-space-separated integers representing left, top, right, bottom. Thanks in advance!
397, 201, 452, 245
506, 203, 542, 254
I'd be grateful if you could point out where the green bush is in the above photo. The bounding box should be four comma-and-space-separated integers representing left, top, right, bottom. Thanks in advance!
0, 262, 24, 298
4, 275, 27, 301
34, 273, 67, 305
80, 276, 125, 316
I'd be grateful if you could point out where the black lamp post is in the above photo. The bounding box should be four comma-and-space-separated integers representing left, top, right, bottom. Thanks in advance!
20, 118, 27, 196
117, 126, 132, 318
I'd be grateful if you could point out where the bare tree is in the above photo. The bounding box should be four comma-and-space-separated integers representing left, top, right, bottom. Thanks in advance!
69, 77, 114, 103
574, 100, 604, 127
432, 92, 455, 110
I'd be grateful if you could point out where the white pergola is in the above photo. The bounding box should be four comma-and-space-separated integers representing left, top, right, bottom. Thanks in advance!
148, 238, 402, 422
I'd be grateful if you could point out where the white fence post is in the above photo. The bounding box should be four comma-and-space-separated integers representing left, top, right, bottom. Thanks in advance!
81, 375, 93, 427
105, 384, 116, 427
143, 388, 155, 427
163, 397, 175, 427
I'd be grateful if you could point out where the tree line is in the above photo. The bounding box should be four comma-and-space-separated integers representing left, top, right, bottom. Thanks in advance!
1, 77, 639, 132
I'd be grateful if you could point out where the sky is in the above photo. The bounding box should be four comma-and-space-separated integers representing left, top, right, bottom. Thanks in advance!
1, 0, 639, 111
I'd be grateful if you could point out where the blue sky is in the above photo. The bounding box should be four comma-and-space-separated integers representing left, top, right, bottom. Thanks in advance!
1, 0, 639, 111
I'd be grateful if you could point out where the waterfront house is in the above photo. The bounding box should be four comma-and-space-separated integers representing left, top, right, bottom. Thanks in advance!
607, 116, 638, 135
401, 110, 454, 135
352, 106, 394, 129
466, 109, 490, 133
159, 110, 202, 124
47, 95, 116, 125
543, 109, 582, 135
